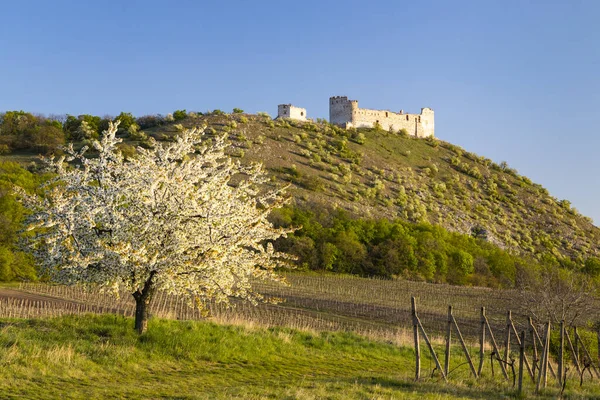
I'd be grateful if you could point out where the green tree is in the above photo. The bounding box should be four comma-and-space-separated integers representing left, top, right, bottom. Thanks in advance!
114, 112, 136, 131
0, 162, 41, 281
447, 250, 474, 285
173, 109, 187, 121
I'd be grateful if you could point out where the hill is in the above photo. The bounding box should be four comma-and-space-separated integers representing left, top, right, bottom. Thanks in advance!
1, 110, 599, 284
145, 112, 599, 265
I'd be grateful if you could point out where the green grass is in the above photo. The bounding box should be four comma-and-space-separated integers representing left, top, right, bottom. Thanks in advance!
0, 314, 598, 399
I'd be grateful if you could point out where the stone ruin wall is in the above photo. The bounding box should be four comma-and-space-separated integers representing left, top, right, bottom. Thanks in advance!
277, 104, 307, 121
329, 96, 434, 138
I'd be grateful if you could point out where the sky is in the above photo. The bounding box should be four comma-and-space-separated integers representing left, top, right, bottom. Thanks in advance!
1, 0, 599, 224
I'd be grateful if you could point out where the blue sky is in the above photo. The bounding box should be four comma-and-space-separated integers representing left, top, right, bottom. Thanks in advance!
1, 0, 599, 223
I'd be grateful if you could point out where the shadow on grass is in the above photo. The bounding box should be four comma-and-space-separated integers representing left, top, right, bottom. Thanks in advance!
328, 375, 572, 399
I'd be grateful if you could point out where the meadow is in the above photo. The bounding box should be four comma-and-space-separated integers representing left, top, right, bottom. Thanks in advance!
3, 273, 600, 398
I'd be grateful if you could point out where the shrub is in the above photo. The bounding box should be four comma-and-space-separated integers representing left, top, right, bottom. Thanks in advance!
232, 108, 244, 114
172, 110, 187, 121
130, 130, 148, 142
137, 115, 165, 129
114, 112, 136, 130
351, 132, 366, 144
425, 136, 438, 147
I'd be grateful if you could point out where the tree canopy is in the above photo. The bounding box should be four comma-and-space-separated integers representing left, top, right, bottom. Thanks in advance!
21, 123, 292, 333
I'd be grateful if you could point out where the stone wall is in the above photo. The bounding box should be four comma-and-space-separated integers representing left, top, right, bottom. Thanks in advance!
277, 104, 307, 121
329, 96, 434, 138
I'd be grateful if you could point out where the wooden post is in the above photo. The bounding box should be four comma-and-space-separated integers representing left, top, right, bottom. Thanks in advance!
565, 328, 582, 375
478, 307, 486, 377
529, 317, 538, 381
518, 330, 525, 395
445, 305, 452, 377
484, 314, 509, 379
510, 317, 534, 381
574, 326, 600, 379
558, 320, 564, 387
451, 313, 478, 378
574, 326, 579, 362
542, 321, 551, 389
412, 296, 420, 381
532, 320, 557, 379
416, 316, 447, 381
503, 310, 512, 367
536, 322, 550, 393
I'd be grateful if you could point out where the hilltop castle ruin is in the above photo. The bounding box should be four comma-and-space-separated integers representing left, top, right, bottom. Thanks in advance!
277, 97, 434, 138
329, 96, 434, 138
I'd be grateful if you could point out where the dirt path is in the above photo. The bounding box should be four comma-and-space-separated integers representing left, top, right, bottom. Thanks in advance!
0, 288, 78, 305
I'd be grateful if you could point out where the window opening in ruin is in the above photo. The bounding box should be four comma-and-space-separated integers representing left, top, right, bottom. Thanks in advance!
385, 112, 388, 117
301, 112, 304, 116
406, 115, 409, 121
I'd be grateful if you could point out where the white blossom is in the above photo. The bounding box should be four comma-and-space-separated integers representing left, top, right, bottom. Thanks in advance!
21, 122, 293, 327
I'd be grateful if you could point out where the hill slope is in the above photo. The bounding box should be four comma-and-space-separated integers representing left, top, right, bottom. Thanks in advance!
1, 111, 598, 267
142, 113, 599, 265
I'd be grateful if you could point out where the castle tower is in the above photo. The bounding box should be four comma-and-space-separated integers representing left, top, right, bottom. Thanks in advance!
329, 96, 354, 128
277, 104, 307, 121
419, 107, 435, 138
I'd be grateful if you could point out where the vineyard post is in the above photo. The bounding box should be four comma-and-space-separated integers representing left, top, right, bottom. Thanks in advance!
510, 315, 534, 381
411, 296, 421, 381
535, 323, 547, 393
445, 305, 452, 377
451, 311, 478, 378
532, 320, 557, 379
412, 298, 447, 382
559, 320, 564, 387
574, 326, 600, 379
478, 307, 486, 377
503, 310, 511, 368
539, 321, 551, 390
483, 312, 508, 379
575, 326, 579, 362
528, 317, 538, 381
565, 327, 582, 375
518, 330, 525, 395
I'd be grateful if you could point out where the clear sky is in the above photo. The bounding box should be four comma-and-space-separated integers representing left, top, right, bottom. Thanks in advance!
1, 0, 599, 224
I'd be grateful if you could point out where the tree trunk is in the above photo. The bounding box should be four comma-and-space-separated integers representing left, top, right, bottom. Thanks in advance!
132, 272, 156, 334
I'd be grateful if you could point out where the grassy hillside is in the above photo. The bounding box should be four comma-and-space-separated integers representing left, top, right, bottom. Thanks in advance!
1, 110, 599, 273
139, 113, 599, 266
1, 314, 598, 399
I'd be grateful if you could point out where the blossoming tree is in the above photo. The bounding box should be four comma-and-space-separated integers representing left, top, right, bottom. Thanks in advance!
23, 122, 291, 333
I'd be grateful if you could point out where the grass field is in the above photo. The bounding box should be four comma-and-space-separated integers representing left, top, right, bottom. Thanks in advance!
1, 314, 598, 399
3, 274, 600, 398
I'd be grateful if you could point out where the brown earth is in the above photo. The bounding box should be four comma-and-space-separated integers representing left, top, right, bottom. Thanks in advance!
0, 288, 80, 304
